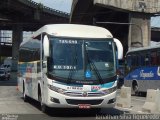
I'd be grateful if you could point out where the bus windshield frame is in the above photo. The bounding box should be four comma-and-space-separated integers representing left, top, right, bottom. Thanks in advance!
47, 36, 116, 85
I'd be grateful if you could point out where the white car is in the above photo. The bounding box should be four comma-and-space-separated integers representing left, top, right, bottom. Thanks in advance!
0, 68, 10, 80
0, 64, 11, 72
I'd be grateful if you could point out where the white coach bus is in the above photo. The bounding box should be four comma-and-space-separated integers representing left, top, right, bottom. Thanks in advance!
17, 24, 123, 113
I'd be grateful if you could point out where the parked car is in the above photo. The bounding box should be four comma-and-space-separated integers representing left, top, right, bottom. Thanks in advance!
0, 68, 10, 80
0, 64, 11, 72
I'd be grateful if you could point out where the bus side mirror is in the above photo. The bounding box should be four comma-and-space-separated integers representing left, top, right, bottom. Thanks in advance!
114, 38, 123, 60
43, 35, 49, 57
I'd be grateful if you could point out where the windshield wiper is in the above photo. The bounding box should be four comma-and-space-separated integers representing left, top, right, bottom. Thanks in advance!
85, 50, 104, 84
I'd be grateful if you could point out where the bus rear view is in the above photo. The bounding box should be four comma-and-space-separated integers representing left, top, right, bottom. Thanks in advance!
18, 24, 123, 113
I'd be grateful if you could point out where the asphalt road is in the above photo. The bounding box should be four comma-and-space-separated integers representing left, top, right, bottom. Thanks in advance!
0, 72, 159, 120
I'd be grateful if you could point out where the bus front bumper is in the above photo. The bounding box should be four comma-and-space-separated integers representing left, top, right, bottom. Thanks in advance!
45, 89, 117, 108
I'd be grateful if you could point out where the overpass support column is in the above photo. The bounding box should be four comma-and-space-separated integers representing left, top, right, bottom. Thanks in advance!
128, 13, 151, 50
12, 25, 23, 71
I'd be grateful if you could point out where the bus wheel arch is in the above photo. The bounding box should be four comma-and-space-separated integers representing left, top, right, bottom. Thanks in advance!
132, 80, 139, 95
23, 80, 28, 102
38, 83, 48, 113
38, 84, 41, 102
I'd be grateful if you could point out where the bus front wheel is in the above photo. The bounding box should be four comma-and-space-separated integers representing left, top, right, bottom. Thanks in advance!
23, 82, 29, 102
38, 87, 48, 113
132, 81, 139, 96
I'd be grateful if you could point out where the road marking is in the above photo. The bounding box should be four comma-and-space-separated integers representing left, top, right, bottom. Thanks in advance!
116, 106, 132, 111
137, 111, 143, 113
131, 97, 146, 102
117, 95, 146, 102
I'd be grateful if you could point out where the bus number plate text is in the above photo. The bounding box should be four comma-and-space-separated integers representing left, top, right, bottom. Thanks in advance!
78, 104, 91, 109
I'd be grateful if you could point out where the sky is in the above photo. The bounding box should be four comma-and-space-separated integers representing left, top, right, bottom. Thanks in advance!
32, 0, 73, 13
32, 0, 160, 27
151, 16, 160, 27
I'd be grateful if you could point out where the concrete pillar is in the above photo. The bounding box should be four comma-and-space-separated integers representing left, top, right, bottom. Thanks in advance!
0, 30, 2, 64
116, 86, 131, 108
12, 25, 23, 71
142, 89, 160, 113
128, 13, 151, 50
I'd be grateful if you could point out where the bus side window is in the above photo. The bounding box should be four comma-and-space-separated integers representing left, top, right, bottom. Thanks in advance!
150, 51, 157, 66
145, 52, 150, 66
157, 51, 160, 65
131, 54, 138, 67
138, 54, 141, 66
135, 55, 139, 67
131, 54, 135, 67
141, 54, 145, 66
126, 55, 131, 69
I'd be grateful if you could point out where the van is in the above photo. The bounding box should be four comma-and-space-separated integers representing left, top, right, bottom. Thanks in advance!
2, 57, 12, 72
0, 68, 10, 80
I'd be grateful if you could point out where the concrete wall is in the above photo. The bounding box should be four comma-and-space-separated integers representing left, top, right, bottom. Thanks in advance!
128, 13, 151, 49
94, 0, 160, 13
71, 0, 154, 51
12, 25, 23, 71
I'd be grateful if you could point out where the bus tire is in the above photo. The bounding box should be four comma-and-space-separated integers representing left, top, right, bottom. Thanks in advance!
132, 81, 139, 96
38, 86, 48, 113
40, 96, 49, 113
23, 82, 28, 102
41, 103, 49, 113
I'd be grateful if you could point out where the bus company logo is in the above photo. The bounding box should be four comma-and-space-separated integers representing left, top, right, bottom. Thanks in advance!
82, 91, 88, 97
140, 70, 154, 78
91, 86, 101, 91
132, 75, 138, 78
59, 40, 78, 44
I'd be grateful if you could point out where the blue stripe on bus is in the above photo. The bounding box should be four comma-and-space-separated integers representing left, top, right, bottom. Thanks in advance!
54, 81, 115, 87
125, 66, 160, 80
101, 81, 115, 88
55, 81, 115, 89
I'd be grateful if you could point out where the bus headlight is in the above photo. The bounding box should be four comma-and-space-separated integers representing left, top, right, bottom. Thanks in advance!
48, 84, 66, 94
101, 86, 117, 94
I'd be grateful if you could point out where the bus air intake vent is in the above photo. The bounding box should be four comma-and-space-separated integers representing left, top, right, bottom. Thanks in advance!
65, 99, 103, 105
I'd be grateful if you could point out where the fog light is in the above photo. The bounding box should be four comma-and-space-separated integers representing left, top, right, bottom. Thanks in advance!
108, 98, 116, 104
50, 97, 60, 103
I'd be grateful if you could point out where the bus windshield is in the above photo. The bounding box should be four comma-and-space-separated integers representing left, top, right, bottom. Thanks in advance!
47, 37, 116, 84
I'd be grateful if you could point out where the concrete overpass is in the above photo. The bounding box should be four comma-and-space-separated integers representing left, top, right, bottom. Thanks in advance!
0, 0, 69, 70
70, 0, 160, 54
0, 0, 69, 30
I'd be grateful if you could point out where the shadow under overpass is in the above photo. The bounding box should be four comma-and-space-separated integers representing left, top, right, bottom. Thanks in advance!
0, 44, 12, 57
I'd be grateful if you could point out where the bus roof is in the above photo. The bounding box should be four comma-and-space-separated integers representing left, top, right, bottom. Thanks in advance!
127, 44, 160, 54
20, 39, 40, 49
32, 24, 113, 39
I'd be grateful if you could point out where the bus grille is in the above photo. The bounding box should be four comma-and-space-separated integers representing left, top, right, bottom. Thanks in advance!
63, 91, 105, 97
66, 99, 103, 105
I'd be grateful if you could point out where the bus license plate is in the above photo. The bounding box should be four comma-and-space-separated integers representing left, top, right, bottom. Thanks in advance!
78, 104, 91, 109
